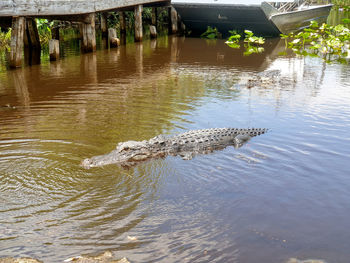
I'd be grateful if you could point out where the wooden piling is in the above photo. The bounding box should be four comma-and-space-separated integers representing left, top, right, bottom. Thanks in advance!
10, 16, 25, 68
26, 18, 41, 49
100, 13, 108, 37
134, 5, 143, 42
49, 39, 60, 61
119, 12, 126, 34
150, 25, 157, 38
52, 26, 60, 40
169, 7, 178, 34
151, 7, 157, 27
81, 13, 96, 53
108, 28, 120, 48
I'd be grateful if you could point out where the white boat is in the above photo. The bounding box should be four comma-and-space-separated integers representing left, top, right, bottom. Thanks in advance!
172, 0, 333, 36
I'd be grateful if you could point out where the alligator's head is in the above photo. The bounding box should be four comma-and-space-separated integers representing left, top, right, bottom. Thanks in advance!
81, 140, 156, 169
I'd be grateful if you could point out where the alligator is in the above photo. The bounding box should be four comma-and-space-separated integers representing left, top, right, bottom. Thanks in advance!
236, 69, 295, 89
81, 128, 268, 169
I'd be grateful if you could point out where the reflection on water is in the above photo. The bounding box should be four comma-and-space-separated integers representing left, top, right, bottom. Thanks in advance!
1, 34, 350, 263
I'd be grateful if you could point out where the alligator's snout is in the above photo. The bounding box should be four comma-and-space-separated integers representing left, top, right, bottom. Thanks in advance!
81, 158, 93, 169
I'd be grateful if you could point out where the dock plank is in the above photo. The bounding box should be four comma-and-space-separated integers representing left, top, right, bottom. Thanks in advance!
0, 0, 169, 17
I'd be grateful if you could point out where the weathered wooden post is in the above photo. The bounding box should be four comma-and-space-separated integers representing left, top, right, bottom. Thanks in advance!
81, 13, 96, 53
49, 39, 60, 61
25, 18, 41, 50
151, 7, 158, 27
52, 26, 60, 40
119, 12, 126, 45
9, 16, 25, 68
100, 13, 108, 37
108, 28, 120, 48
119, 12, 126, 34
169, 7, 178, 34
150, 25, 157, 38
134, 5, 143, 42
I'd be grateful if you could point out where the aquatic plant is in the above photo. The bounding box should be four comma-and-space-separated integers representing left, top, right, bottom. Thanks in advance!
0, 28, 11, 52
225, 29, 265, 55
225, 30, 241, 48
201, 26, 220, 39
37, 19, 53, 44
281, 20, 350, 63
244, 30, 265, 45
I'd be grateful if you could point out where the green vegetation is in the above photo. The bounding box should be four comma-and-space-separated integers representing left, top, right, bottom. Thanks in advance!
280, 20, 350, 63
225, 30, 265, 55
200, 26, 221, 39
225, 30, 241, 48
332, 0, 350, 11
0, 28, 11, 52
36, 19, 53, 45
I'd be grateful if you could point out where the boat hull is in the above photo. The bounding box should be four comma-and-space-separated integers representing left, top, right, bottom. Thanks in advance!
270, 4, 333, 34
173, 3, 281, 37
173, 2, 333, 37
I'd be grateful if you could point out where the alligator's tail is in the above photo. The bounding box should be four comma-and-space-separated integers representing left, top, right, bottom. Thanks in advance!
243, 128, 269, 137
233, 128, 268, 148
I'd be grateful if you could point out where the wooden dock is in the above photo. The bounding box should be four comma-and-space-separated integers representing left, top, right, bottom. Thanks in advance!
0, 0, 176, 68
0, 0, 169, 17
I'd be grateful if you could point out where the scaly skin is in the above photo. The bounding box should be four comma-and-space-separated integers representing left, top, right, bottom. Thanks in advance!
81, 128, 268, 169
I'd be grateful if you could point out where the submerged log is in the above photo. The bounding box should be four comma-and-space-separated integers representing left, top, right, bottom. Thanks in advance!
9, 16, 25, 68
81, 13, 96, 53
49, 39, 60, 61
134, 5, 143, 42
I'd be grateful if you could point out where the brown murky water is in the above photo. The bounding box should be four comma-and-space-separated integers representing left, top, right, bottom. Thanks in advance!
1, 30, 350, 263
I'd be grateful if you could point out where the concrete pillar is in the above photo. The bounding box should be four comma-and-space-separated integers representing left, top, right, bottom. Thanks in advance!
108, 28, 120, 48
169, 7, 178, 34
26, 18, 41, 50
81, 13, 96, 53
101, 13, 108, 37
119, 12, 126, 34
49, 39, 60, 61
134, 5, 143, 42
10, 16, 25, 68
151, 7, 158, 27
